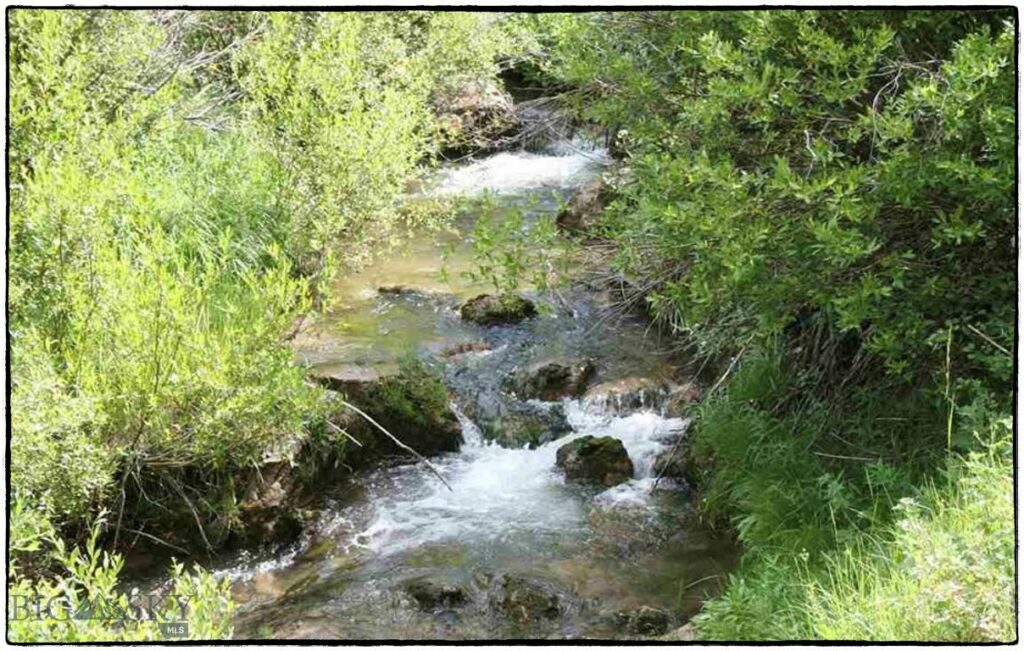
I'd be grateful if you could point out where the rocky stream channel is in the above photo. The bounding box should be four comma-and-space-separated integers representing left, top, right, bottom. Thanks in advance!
202, 102, 738, 640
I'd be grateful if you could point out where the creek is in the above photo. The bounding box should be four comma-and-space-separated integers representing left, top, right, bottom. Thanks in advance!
217, 130, 737, 640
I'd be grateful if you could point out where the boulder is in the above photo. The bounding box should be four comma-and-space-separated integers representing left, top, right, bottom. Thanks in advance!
456, 380, 572, 449
556, 178, 614, 235
434, 79, 519, 157
460, 293, 536, 326
555, 436, 634, 487
652, 448, 688, 481
494, 574, 562, 622
482, 402, 571, 449
511, 358, 597, 401
404, 577, 467, 610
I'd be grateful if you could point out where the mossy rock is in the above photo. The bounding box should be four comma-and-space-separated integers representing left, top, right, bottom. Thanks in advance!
323, 357, 462, 467
555, 435, 634, 487
459, 293, 536, 325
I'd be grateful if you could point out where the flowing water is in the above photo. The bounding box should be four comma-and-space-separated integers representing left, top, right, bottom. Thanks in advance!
221, 135, 738, 640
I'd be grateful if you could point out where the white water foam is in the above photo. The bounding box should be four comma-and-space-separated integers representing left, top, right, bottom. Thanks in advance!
345, 401, 687, 557
429, 147, 609, 197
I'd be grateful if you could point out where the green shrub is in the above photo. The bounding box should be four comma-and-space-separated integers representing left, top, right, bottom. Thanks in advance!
538, 10, 1014, 388
10, 333, 115, 533
8, 514, 234, 642
7, 8, 520, 605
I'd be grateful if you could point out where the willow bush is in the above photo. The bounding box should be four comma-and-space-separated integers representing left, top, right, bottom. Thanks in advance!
538, 10, 1014, 384
532, 9, 1015, 641
8, 9, 518, 641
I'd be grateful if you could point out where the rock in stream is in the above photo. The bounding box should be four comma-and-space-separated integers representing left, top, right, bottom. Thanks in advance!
555, 435, 634, 487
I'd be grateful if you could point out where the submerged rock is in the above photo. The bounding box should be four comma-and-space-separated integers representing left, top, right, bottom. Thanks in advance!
618, 605, 670, 635
460, 293, 536, 326
439, 339, 491, 358
377, 285, 433, 297
404, 577, 467, 610
511, 358, 597, 401
556, 178, 614, 235
555, 436, 634, 487
494, 574, 563, 622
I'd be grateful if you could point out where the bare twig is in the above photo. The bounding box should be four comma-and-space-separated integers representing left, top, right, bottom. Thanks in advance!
165, 474, 213, 553
118, 527, 190, 556
650, 346, 746, 494
967, 324, 1012, 357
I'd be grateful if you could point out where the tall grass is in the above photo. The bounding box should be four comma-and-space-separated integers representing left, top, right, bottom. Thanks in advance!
693, 387, 1015, 642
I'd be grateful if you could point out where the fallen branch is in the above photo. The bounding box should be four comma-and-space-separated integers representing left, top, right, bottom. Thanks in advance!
119, 526, 190, 556
339, 399, 453, 492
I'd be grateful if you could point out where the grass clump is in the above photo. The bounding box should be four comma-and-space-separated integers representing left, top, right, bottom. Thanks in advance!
695, 418, 1014, 642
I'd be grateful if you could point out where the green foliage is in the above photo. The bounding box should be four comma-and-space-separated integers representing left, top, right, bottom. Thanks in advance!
8, 514, 234, 642
462, 196, 569, 297
536, 13, 1015, 639
808, 428, 1014, 641
236, 12, 520, 285
8, 10, 516, 631
10, 334, 115, 532
539, 10, 1014, 389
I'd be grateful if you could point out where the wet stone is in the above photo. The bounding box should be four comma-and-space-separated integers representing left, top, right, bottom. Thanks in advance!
405, 577, 468, 611
512, 358, 597, 401
555, 435, 634, 487
460, 293, 536, 325
494, 574, 563, 623
619, 605, 670, 635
